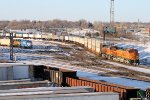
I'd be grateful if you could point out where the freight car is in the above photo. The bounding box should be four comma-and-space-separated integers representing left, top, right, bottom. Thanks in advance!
23, 33, 141, 65
34, 34, 42, 39
15, 32, 23, 38
28, 33, 35, 39
67, 35, 139, 65
33, 65, 77, 86
23, 33, 29, 38
1, 32, 140, 65
61, 35, 139, 65
32, 65, 141, 100
66, 77, 140, 100
0, 38, 10, 46
0, 38, 32, 49
4, 33, 16, 37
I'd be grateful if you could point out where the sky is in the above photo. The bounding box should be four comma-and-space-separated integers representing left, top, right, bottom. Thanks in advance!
0, 0, 149, 22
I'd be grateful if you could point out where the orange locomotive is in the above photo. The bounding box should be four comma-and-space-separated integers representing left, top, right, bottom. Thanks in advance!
101, 45, 139, 65
13, 39, 21, 47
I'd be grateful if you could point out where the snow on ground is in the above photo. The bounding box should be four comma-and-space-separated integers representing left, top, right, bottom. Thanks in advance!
102, 60, 150, 74
21, 59, 105, 74
20, 58, 150, 90
18, 40, 150, 90
0, 41, 105, 74
77, 71, 150, 90
1, 40, 150, 90
134, 32, 150, 38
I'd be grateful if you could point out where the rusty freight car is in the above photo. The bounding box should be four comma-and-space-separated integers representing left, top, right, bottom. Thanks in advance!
33, 65, 77, 86
66, 77, 139, 100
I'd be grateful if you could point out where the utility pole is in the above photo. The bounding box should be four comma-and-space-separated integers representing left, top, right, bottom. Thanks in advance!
103, 26, 107, 41
10, 32, 14, 61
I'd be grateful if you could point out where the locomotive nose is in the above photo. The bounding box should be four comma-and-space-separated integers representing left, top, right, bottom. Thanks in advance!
27, 42, 32, 46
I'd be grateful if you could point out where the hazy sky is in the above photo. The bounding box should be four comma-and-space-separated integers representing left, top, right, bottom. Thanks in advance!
0, 0, 149, 22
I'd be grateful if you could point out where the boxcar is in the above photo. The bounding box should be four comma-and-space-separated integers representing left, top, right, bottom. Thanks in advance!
88, 38, 92, 50
16, 33, 23, 38
91, 38, 96, 52
79, 37, 85, 46
65, 36, 69, 41
34, 34, 42, 39
0, 32, 4, 37
5, 33, 10, 37
29, 33, 34, 39
59, 35, 65, 41
52, 35, 60, 40
95, 39, 103, 55
0, 39, 10, 46
84, 37, 88, 48
41, 34, 48, 40
68, 35, 73, 42
23, 33, 29, 38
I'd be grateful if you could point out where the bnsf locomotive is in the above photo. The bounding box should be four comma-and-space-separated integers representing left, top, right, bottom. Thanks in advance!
101, 45, 139, 65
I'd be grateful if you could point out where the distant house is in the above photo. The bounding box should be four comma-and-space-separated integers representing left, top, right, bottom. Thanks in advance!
140, 28, 150, 34
126, 29, 139, 33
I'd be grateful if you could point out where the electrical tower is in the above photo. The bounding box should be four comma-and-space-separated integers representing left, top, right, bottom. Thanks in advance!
103, 0, 116, 40
110, 0, 115, 27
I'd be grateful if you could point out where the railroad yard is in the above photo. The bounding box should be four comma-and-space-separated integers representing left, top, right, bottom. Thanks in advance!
0, 27, 149, 100
0, 35, 150, 100
0, 39, 150, 83
0, 0, 149, 100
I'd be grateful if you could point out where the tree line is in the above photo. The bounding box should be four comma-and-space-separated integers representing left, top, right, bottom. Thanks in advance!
0, 19, 149, 34
0, 20, 95, 30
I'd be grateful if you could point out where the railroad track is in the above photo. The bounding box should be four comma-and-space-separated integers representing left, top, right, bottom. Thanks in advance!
1, 39, 150, 82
